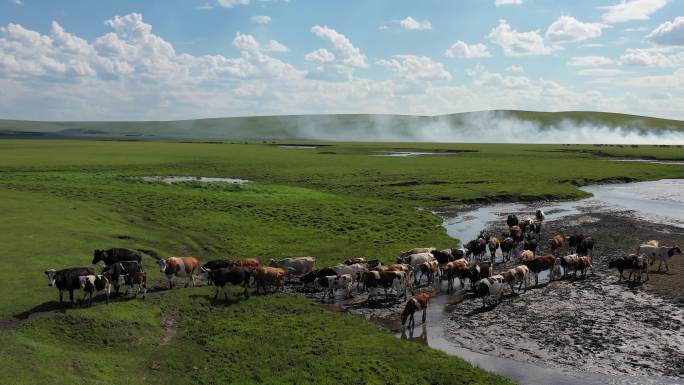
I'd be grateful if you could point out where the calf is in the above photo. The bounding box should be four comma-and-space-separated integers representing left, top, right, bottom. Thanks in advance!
208, 267, 251, 300
475, 275, 505, 308
521, 254, 556, 285
629, 254, 649, 283
502, 265, 530, 294
500, 237, 515, 262
268, 256, 315, 275
255, 266, 286, 294
158, 257, 200, 289
45, 267, 95, 305
638, 245, 682, 272
92, 248, 143, 266
401, 292, 432, 329
78, 274, 111, 306
488, 237, 500, 261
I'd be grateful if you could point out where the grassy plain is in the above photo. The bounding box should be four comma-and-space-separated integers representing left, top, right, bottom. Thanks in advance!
1, 139, 683, 384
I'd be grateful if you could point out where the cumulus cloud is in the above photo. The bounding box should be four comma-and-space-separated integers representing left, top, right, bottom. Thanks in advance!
647, 16, 684, 45
445, 41, 491, 58
600, 0, 669, 24
546, 16, 605, 43
505, 65, 524, 72
399, 16, 432, 31
619, 48, 684, 67
233, 32, 288, 52
218, 0, 250, 8
250, 15, 272, 24
376, 55, 452, 82
567, 56, 614, 66
488, 19, 559, 55
304, 48, 336, 63
310, 25, 366, 68
495, 0, 523, 6
577, 68, 629, 77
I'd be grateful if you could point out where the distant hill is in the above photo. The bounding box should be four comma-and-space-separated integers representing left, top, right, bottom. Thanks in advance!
0, 110, 682, 141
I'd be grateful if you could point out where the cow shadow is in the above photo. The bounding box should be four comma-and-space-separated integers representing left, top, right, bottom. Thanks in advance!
188, 293, 247, 306
13, 301, 66, 320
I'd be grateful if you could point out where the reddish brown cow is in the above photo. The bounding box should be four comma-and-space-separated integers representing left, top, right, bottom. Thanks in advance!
158, 256, 200, 289
233, 258, 262, 270
521, 254, 556, 285
577, 255, 594, 277
401, 291, 432, 329
442, 259, 469, 293
254, 266, 286, 294
549, 235, 565, 257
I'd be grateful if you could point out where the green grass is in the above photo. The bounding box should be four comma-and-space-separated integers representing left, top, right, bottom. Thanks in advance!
1, 139, 683, 384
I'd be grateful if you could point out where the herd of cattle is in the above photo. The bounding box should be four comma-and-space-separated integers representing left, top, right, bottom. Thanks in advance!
44, 209, 681, 329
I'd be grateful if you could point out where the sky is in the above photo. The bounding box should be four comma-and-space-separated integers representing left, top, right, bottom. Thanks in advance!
0, 0, 683, 121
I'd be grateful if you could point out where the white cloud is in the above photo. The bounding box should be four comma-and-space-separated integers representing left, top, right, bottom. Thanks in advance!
445, 41, 491, 58
310, 25, 366, 68
233, 32, 288, 52
624, 26, 648, 32
600, 0, 669, 24
495, 0, 523, 6
619, 48, 684, 67
250, 15, 272, 24
579, 43, 606, 48
376, 55, 452, 81
218, 0, 250, 8
11, 0, 23, 5
473, 71, 532, 89
647, 16, 684, 45
567, 56, 614, 66
488, 19, 559, 56
505, 65, 524, 72
197, 2, 213, 10
577, 68, 629, 77
399, 16, 432, 31
546, 16, 605, 43
304, 48, 335, 63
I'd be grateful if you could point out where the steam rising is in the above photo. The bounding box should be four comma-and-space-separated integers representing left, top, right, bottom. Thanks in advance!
273, 112, 684, 145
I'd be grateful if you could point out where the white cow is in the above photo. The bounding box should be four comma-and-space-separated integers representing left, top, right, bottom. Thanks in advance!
475, 275, 505, 308
638, 245, 682, 272
324, 274, 353, 300
268, 256, 316, 275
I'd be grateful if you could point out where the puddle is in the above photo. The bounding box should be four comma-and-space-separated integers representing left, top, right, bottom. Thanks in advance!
372, 151, 453, 157
135, 176, 249, 184
278, 145, 318, 149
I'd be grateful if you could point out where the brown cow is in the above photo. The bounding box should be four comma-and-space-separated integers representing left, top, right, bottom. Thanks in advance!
488, 236, 500, 261
233, 258, 262, 269
442, 259, 469, 293
158, 257, 200, 289
549, 235, 565, 257
401, 291, 432, 329
254, 266, 286, 294
577, 255, 594, 277
502, 265, 530, 294
521, 254, 556, 285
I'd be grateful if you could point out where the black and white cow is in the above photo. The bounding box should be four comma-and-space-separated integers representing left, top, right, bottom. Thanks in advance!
92, 248, 144, 266
638, 245, 682, 272
44, 267, 95, 305
78, 274, 111, 306
103, 261, 144, 296
207, 267, 251, 300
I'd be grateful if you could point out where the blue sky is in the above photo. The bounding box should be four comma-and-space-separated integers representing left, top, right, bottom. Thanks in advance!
0, 0, 683, 120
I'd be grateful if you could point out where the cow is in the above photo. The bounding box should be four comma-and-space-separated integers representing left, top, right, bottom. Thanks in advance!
502, 265, 530, 294
520, 217, 534, 233
103, 261, 143, 296
609, 255, 648, 282
233, 258, 262, 270
207, 267, 250, 300
557, 254, 580, 278
158, 256, 200, 289
398, 248, 435, 261
92, 248, 144, 266
488, 237, 500, 261
644, 240, 659, 247
474, 275, 505, 308
268, 256, 315, 276
465, 239, 487, 262
418, 260, 440, 284
465, 262, 492, 290
300, 267, 337, 289
549, 235, 565, 257
45, 267, 95, 305
442, 259, 469, 293
332, 263, 366, 288
78, 274, 111, 307
521, 254, 556, 286
254, 266, 286, 294
401, 291, 432, 330
343, 257, 366, 265
577, 255, 594, 277
202, 259, 233, 271
431, 249, 456, 266
479, 230, 492, 242
535, 209, 545, 222
629, 254, 649, 283
568, 235, 595, 256
321, 274, 353, 300
500, 237, 515, 262
509, 225, 523, 242
507, 214, 519, 228
637, 245, 682, 272
529, 222, 542, 238
523, 236, 538, 255
361, 270, 409, 301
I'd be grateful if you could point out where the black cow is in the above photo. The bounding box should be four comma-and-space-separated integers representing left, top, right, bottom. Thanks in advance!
465, 262, 492, 290
523, 237, 538, 254
103, 261, 143, 296
568, 235, 595, 256
431, 249, 457, 265
45, 267, 95, 305
202, 259, 233, 271
300, 267, 337, 288
465, 238, 487, 261
92, 248, 144, 266
208, 267, 250, 300
500, 237, 515, 261
507, 214, 519, 228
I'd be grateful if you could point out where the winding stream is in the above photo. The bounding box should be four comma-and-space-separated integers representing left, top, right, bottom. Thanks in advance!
399, 179, 684, 385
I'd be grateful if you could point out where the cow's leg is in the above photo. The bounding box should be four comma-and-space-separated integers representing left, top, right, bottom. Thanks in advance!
59, 290, 64, 303
665, 261, 669, 272
68, 289, 74, 305
535, 273, 539, 286
422, 308, 427, 323
105, 284, 110, 304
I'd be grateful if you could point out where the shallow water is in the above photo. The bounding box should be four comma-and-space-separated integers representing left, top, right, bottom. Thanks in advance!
137, 176, 249, 184
372, 151, 452, 157
609, 159, 684, 165
419, 179, 684, 385
278, 145, 318, 149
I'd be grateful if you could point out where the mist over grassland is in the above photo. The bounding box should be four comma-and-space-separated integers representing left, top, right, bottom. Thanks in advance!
2, 110, 684, 144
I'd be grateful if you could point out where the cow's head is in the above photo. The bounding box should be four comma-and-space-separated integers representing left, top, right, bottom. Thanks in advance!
158, 259, 167, 272
268, 259, 277, 267
92, 249, 105, 264
44, 269, 57, 286
670, 246, 682, 257
198, 266, 210, 280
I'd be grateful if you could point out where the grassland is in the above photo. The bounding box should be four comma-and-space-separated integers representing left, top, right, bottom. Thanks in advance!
1, 139, 683, 385
1, 110, 683, 140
